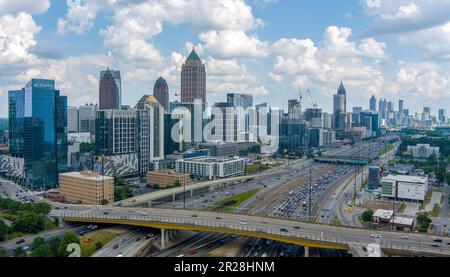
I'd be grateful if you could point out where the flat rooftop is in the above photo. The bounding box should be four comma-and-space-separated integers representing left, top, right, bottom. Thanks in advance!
373, 209, 394, 219
383, 174, 428, 184
391, 216, 415, 226
178, 157, 242, 163
60, 171, 113, 181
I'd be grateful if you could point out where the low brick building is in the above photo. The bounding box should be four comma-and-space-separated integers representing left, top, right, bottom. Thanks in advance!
147, 170, 191, 188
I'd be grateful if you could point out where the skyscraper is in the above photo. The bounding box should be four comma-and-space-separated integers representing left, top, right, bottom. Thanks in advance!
288, 99, 301, 122
333, 83, 348, 131
136, 95, 165, 172
181, 48, 206, 106
99, 68, 121, 110
8, 79, 67, 190
227, 93, 253, 109
370, 95, 377, 112
398, 99, 404, 114
153, 77, 169, 111
67, 106, 79, 133
78, 104, 97, 135
337, 81, 347, 112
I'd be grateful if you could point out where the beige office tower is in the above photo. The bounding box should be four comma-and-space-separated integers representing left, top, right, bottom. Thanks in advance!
59, 171, 114, 205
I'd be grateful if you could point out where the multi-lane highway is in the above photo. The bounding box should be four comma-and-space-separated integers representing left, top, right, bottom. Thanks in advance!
52, 206, 450, 256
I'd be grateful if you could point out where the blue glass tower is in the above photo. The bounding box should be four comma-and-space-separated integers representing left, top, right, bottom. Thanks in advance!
8, 79, 67, 190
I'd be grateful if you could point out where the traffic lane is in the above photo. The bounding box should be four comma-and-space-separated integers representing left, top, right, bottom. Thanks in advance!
0, 226, 84, 255
53, 207, 450, 253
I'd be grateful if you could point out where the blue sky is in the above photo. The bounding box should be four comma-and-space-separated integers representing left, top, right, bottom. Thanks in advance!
0, 0, 449, 117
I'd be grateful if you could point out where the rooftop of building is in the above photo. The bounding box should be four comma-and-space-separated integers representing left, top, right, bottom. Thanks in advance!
383, 174, 428, 184
178, 157, 242, 163
148, 170, 189, 176
373, 209, 394, 219
60, 171, 113, 181
390, 215, 415, 226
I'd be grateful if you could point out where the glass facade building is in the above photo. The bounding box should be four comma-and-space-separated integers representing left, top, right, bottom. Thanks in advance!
8, 79, 67, 190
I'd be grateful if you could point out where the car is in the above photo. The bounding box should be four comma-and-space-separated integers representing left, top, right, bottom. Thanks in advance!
192, 214, 198, 218
433, 239, 443, 243
113, 244, 119, 250
136, 237, 141, 242
261, 221, 269, 224
116, 252, 123, 257
216, 217, 223, 220
400, 236, 409, 240
293, 226, 301, 230
239, 221, 248, 225
55, 207, 60, 210
16, 239, 26, 244
103, 212, 109, 215
430, 244, 440, 248
63, 207, 68, 210
370, 234, 381, 239
280, 228, 289, 233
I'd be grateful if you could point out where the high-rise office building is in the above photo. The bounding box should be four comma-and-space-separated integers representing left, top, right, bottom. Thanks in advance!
96, 109, 137, 156
8, 79, 67, 189
136, 95, 165, 173
370, 95, 377, 112
153, 77, 169, 111
398, 100, 404, 114
227, 93, 253, 109
99, 68, 121, 110
439, 109, 446, 124
67, 106, 79, 133
78, 104, 97, 135
352, 107, 363, 125
288, 99, 301, 122
333, 90, 346, 131
337, 81, 347, 112
181, 48, 206, 106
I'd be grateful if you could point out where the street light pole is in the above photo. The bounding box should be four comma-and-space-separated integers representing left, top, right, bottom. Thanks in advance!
309, 160, 312, 222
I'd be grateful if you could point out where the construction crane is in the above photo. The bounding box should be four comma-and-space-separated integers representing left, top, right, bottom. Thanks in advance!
306, 89, 318, 108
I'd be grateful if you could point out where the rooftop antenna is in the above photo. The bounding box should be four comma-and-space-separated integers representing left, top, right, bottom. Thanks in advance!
299, 87, 303, 112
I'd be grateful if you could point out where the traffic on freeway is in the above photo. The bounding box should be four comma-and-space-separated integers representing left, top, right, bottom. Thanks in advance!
52, 206, 450, 255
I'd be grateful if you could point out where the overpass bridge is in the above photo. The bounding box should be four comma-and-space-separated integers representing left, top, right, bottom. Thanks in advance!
115, 171, 286, 207
53, 207, 450, 256
315, 155, 371, 166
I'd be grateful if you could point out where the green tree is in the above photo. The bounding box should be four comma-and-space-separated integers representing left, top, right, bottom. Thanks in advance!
31, 244, 53, 257
0, 247, 6, 257
100, 199, 109, 205
114, 187, 133, 202
0, 219, 10, 241
48, 237, 62, 256
31, 237, 46, 251
14, 247, 27, 257
417, 214, 432, 233
95, 241, 104, 250
32, 202, 51, 215
173, 180, 182, 188
361, 210, 374, 222
12, 212, 45, 234
58, 232, 80, 257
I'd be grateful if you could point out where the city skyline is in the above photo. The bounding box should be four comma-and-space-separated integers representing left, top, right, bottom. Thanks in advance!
0, 0, 450, 117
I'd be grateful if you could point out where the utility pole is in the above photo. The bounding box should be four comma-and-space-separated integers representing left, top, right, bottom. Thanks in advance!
309, 160, 312, 222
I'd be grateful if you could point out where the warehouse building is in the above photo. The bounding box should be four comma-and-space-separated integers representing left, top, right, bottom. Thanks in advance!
176, 157, 245, 180
381, 174, 429, 202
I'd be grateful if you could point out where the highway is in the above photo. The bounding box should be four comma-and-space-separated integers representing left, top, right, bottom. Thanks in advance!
0, 226, 84, 256
92, 229, 156, 257
52, 206, 450, 255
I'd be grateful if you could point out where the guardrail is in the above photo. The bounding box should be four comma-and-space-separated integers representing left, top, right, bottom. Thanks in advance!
59, 212, 450, 255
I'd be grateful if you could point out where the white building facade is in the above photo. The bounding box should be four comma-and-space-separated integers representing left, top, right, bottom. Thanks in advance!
381, 175, 429, 202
